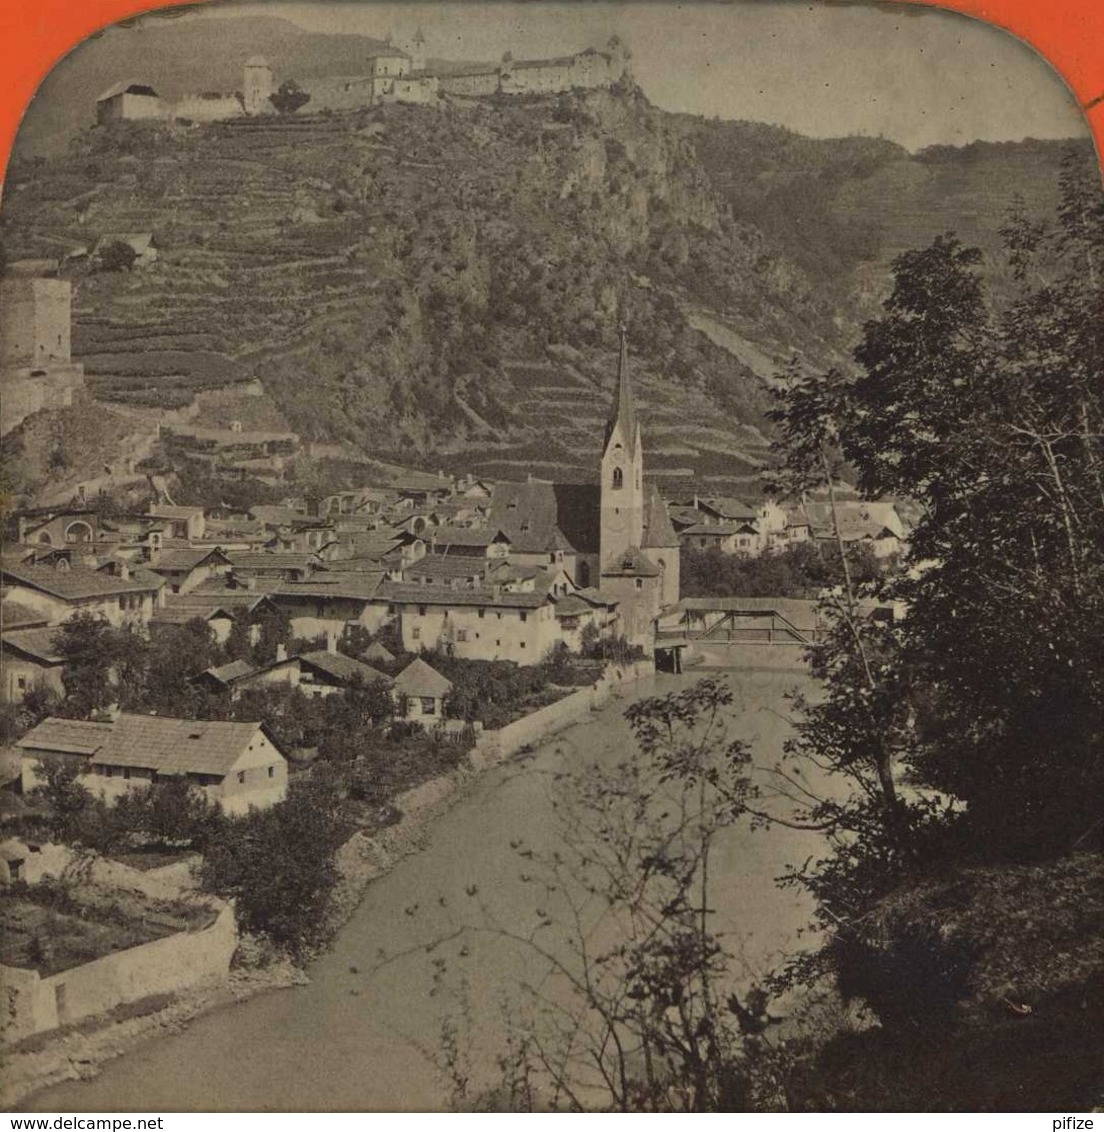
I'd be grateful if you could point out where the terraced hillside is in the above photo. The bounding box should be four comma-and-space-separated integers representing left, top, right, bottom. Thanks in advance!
2, 79, 1088, 491
4, 84, 847, 486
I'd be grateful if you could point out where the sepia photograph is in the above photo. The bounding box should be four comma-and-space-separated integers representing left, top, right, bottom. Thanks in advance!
0, 0, 1101, 1114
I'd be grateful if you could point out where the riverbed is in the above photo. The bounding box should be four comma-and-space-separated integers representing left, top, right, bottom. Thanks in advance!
28, 666, 825, 1112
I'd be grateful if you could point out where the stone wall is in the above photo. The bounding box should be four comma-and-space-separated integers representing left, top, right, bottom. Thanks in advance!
470, 658, 654, 768
1, 902, 236, 1044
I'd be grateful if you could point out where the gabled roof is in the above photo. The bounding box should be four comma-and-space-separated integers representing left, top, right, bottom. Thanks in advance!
0, 563, 159, 600
393, 657, 452, 698
1, 600, 49, 631
488, 480, 596, 555
1, 627, 64, 664
147, 505, 203, 521
405, 554, 487, 580
97, 80, 160, 102
553, 594, 592, 617
602, 546, 661, 578
272, 574, 385, 602
17, 718, 113, 756
229, 551, 317, 572
151, 547, 231, 572
429, 526, 511, 549
362, 640, 396, 663
699, 496, 758, 522
87, 714, 281, 776
299, 651, 391, 687
198, 659, 256, 686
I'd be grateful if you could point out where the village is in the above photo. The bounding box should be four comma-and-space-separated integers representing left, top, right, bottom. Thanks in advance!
0, 255, 909, 1055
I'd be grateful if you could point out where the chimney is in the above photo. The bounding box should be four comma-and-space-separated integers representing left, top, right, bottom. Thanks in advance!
275, 643, 288, 662
326, 629, 338, 654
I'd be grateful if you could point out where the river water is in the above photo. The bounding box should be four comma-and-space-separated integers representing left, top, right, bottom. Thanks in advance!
31, 666, 826, 1112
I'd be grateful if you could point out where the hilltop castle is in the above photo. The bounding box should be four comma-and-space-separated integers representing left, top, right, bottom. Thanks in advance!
94, 31, 630, 125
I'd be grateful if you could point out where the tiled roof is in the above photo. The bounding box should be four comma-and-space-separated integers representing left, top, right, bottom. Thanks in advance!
601, 547, 661, 578
378, 582, 547, 610
642, 483, 679, 548
701, 496, 759, 521
229, 552, 316, 572
362, 640, 395, 663
680, 523, 749, 537
1, 627, 64, 663
17, 718, 114, 756
88, 714, 278, 776
404, 555, 487, 580
428, 526, 510, 548
553, 595, 591, 617
1, 600, 48, 630
0, 563, 160, 599
489, 480, 597, 555
393, 657, 452, 698
299, 651, 392, 686
151, 591, 273, 624
272, 574, 385, 602
151, 548, 230, 572
201, 659, 256, 685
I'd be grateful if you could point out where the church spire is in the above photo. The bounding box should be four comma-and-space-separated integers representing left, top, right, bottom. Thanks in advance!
604, 324, 639, 457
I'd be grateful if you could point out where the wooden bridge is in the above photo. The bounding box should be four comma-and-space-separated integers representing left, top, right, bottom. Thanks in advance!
655, 597, 823, 649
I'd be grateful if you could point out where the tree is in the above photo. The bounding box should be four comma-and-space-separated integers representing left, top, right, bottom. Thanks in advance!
269, 79, 310, 116
31, 756, 94, 842
199, 770, 350, 958
54, 613, 146, 718
388, 679, 787, 1112
137, 619, 220, 716
98, 239, 138, 272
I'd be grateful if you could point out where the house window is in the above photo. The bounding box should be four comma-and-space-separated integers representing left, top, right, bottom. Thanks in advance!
519, 641, 526, 649
238, 771, 246, 784
16, 676, 26, 691
418, 605, 427, 616
105, 767, 113, 778
118, 596, 126, 610
456, 629, 468, 642
268, 766, 275, 778
635, 578, 643, 591
421, 697, 436, 715
412, 626, 421, 640
520, 611, 527, 623
612, 467, 623, 490
478, 608, 485, 619
123, 768, 131, 781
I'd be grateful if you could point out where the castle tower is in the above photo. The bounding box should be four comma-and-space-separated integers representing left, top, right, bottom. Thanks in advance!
408, 27, 427, 73
243, 56, 274, 116
599, 326, 645, 573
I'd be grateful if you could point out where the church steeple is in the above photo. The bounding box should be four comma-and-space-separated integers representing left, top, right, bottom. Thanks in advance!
604, 325, 640, 458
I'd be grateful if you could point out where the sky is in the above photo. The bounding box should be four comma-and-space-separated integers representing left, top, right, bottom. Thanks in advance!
178, 0, 1089, 150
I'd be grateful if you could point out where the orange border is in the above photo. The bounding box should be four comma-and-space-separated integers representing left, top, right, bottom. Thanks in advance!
0, 0, 1101, 180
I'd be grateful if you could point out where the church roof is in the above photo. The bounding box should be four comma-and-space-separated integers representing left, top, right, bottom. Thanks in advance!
488, 481, 599, 555
603, 327, 640, 459
642, 483, 679, 548
602, 546, 661, 578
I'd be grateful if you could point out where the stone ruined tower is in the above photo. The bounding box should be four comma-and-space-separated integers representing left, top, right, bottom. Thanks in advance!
599, 326, 645, 572
243, 56, 274, 115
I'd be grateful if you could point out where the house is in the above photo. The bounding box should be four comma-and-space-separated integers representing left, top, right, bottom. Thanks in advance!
147, 547, 233, 594
149, 590, 281, 644
427, 526, 511, 559
379, 582, 559, 665
146, 504, 205, 541
227, 551, 319, 583
95, 81, 164, 124
18, 714, 288, 815
392, 657, 452, 722
271, 573, 388, 639
0, 562, 160, 629
679, 522, 759, 555
16, 509, 105, 548
193, 641, 392, 701
1, 627, 64, 703
802, 500, 907, 560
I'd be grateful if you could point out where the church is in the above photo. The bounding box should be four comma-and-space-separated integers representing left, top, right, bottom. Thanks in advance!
488, 329, 680, 647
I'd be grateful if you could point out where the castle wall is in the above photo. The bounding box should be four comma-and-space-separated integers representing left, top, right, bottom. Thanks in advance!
439, 70, 501, 97
172, 93, 244, 123
0, 365, 85, 436
301, 75, 378, 113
